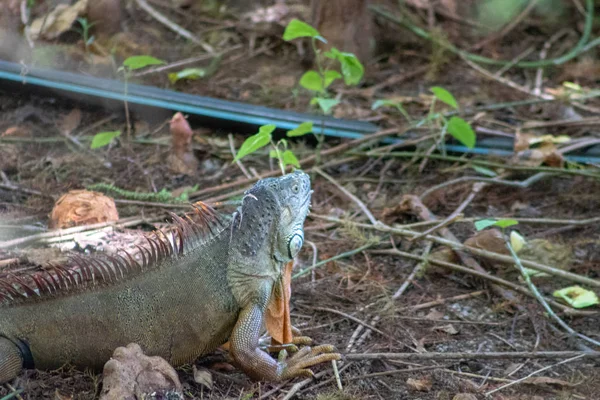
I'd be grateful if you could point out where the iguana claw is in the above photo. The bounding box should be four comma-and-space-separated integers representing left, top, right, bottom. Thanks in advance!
279, 345, 341, 380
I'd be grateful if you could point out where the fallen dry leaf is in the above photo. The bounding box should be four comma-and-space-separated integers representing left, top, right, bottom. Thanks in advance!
30, 0, 89, 40
452, 394, 478, 400
192, 365, 213, 390
523, 376, 575, 388
433, 324, 459, 335
58, 109, 82, 136
464, 228, 509, 255
406, 376, 433, 392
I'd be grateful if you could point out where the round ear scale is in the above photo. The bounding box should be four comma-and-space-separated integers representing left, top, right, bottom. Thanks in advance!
287, 233, 304, 259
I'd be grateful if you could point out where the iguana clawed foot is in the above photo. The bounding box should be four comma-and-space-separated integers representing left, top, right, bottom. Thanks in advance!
277, 344, 341, 380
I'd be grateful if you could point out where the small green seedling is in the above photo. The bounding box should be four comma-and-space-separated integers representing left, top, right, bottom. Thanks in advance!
428, 86, 476, 151
232, 124, 299, 175
234, 20, 366, 173
73, 18, 96, 55
92, 55, 165, 146
90, 130, 121, 149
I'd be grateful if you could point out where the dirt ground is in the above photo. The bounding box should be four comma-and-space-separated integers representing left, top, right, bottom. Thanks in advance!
2, 0, 600, 399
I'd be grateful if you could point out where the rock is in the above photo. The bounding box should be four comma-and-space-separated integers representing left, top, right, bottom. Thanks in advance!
100, 343, 183, 400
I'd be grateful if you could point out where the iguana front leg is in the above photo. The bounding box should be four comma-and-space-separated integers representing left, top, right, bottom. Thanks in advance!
0, 337, 24, 383
229, 303, 340, 381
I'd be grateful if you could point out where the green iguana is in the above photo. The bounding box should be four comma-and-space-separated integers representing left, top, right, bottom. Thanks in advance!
0, 170, 340, 383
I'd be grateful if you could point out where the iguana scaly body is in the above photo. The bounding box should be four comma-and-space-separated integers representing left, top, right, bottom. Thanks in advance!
0, 170, 339, 382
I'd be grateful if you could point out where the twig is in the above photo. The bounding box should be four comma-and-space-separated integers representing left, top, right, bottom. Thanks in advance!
131, 46, 242, 77
0, 216, 148, 250
345, 351, 600, 361
133, 0, 215, 53
505, 236, 600, 347
534, 29, 571, 96
371, 248, 593, 316
485, 354, 587, 396
228, 134, 253, 179
189, 128, 400, 200
412, 182, 486, 241
314, 167, 378, 225
293, 243, 374, 279
419, 172, 552, 200
314, 215, 600, 288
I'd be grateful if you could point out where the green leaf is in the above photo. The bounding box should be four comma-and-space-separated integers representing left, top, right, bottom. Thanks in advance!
281, 150, 300, 168
234, 125, 275, 161
447, 117, 476, 149
474, 218, 518, 231
168, 68, 209, 84
269, 149, 278, 158
323, 48, 364, 85
430, 86, 458, 109
472, 165, 497, 177
122, 55, 165, 70
372, 99, 411, 122
287, 121, 313, 137
553, 286, 600, 309
299, 71, 324, 92
283, 19, 321, 41
324, 70, 342, 88
90, 130, 121, 149
314, 97, 340, 115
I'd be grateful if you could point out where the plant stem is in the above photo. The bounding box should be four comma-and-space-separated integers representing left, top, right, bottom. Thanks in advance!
123, 72, 132, 142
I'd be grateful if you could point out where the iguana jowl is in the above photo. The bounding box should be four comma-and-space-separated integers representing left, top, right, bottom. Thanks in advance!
0, 170, 340, 382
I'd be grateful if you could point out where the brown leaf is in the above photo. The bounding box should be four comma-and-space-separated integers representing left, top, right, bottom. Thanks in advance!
425, 309, 445, 320
452, 394, 478, 400
464, 228, 509, 255
193, 365, 213, 390
30, 0, 89, 40
58, 109, 82, 136
406, 376, 432, 392
432, 324, 459, 335
523, 376, 575, 387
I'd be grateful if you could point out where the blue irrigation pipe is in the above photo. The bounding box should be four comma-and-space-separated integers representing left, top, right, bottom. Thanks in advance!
0, 60, 599, 164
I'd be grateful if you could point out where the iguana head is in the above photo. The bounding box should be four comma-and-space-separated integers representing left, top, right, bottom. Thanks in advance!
233, 170, 312, 265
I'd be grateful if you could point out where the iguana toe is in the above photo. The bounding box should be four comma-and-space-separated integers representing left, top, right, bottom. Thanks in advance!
279, 345, 341, 380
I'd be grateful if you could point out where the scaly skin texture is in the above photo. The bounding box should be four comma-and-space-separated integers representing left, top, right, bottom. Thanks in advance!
0, 170, 340, 383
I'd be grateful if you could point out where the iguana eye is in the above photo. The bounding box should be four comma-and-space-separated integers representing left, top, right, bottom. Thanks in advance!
287, 233, 303, 258
292, 184, 299, 194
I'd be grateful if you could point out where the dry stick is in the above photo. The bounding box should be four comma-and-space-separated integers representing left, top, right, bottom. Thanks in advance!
0, 216, 149, 250
134, 0, 215, 53
349, 242, 433, 353
345, 351, 599, 361
371, 248, 592, 316
505, 237, 600, 347
315, 307, 412, 350
462, 54, 600, 114
419, 172, 552, 200
330, 217, 600, 288
485, 354, 587, 396
131, 45, 243, 77
412, 182, 486, 241
189, 128, 400, 199
314, 167, 378, 225
534, 29, 570, 96
228, 134, 253, 179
